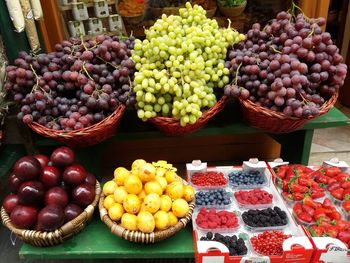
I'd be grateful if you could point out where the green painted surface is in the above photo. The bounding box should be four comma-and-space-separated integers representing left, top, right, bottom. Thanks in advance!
20, 219, 194, 260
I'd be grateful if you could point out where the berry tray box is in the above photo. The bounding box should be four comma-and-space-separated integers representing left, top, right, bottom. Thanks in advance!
232, 187, 275, 209
189, 160, 314, 263
228, 168, 269, 189
195, 188, 234, 210
189, 167, 230, 190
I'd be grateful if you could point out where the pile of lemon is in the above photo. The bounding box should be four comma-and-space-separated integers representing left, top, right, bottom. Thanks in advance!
102, 159, 195, 233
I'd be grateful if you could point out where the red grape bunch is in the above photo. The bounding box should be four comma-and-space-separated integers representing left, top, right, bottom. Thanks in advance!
224, 8, 347, 118
5, 35, 136, 131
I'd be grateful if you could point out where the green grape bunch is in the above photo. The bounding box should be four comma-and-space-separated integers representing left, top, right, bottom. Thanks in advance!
132, 2, 245, 126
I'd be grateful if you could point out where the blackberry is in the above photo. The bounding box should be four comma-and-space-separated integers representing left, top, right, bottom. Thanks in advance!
242, 206, 288, 228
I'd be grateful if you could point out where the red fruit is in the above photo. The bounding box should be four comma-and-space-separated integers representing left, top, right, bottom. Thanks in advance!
330, 188, 344, 201
34, 154, 49, 169
13, 156, 41, 181
72, 183, 95, 207
338, 231, 350, 243
342, 200, 350, 212
292, 192, 304, 201
10, 205, 37, 229
293, 202, 303, 215
342, 181, 350, 189
309, 225, 324, 237
40, 166, 62, 188
298, 177, 313, 187
315, 174, 329, 185
324, 167, 342, 177
329, 211, 342, 220
63, 164, 87, 186
44, 187, 69, 207
314, 208, 327, 220
8, 173, 23, 193
298, 212, 313, 223
50, 146, 75, 167
85, 172, 96, 186
336, 173, 350, 183
310, 188, 325, 199
276, 165, 288, 179
302, 204, 315, 216
324, 226, 339, 238
18, 181, 45, 206
64, 203, 83, 222
290, 183, 308, 193
303, 196, 321, 209
328, 182, 341, 191
37, 205, 65, 231
2, 194, 19, 214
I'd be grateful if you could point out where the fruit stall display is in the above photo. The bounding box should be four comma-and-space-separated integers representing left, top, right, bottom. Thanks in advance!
1, 146, 100, 246
269, 159, 350, 262
187, 160, 314, 262
99, 160, 195, 243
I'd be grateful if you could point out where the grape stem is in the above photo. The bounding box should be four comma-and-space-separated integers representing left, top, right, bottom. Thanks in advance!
271, 46, 282, 54
307, 25, 315, 38
82, 61, 94, 81
231, 62, 242, 85
96, 56, 121, 70
29, 63, 45, 94
298, 91, 310, 105
289, 1, 310, 22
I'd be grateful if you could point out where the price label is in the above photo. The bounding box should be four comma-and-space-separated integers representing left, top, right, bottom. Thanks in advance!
319, 246, 350, 263
240, 256, 270, 263
202, 256, 225, 263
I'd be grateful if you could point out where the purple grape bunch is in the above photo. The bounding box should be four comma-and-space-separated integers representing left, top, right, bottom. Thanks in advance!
5, 34, 136, 131
224, 10, 347, 118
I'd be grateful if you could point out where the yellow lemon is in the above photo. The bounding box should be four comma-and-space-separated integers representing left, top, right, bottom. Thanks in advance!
123, 194, 141, 214
165, 170, 178, 184
155, 167, 167, 177
155, 176, 167, 191
121, 213, 138, 231
114, 167, 130, 186
183, 185, 195, 202
172, 198, 189, 218
154, 210, 169, 230
168, 211, 178, 227
103, 180, 117, 196
143, 193, 161, 214
160, 195, 172, 212
137, 211, 155, 233
165, 181, 184, 200
103, 195, 116, 210
132, 159, 147, 173
108, 203, 124, 221
140, 202, 148, 212
144, 180, 163, 196
114, 186, 128, 204
138, 163, 156, 183
137, 189, 147, 201
124, 174, 143, 194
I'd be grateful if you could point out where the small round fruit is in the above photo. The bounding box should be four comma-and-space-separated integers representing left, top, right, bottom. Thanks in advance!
2, 194, 19, 214
114, 187, 128, 204
165, 181, 184, 200
44, 187, 69, 207
64, 203, 83, 222
138, 163, 156, 183
183, 185, 195, 202
13, 156, 41, 181
40, 166, 62, 188
154, 210, 169, 230
10, 205, 37, 229
71, 183, 95, 207
108, 203, 124, 221
172, 198, 189, 218
34, 154, 49, 169
137, 211, 155, 233
143, 193, 161, 214
85, 172, 96, 186
114, 167, 130, 186
137, 189, 147, 201
124, 174, 143, 195
37, 205, 65, 231
121, 213, 138, 231
103, 180, 117, 196
155, 167, 167, 177
123, 194, 141, 214
18, 181, 45, 206
103, 195, 116, 210
160, 195, 172, 212
155, 176, 167, 191
50, 146, 75, 167
144, 180, 163, 196
168, 211, 178, 227
131, 159, 146, 173
8, 173, 22, 193
165, 170, 179, 184
63, 164, 87, 186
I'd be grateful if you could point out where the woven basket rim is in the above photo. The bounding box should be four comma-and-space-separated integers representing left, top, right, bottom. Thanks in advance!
99, 179, 195, 243
238, 92, 338, 121
27, 104, 126, 139
1, 181, 101, 245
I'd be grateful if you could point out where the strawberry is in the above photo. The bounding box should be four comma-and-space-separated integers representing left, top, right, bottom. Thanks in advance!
302, 204, 315, 216
324, 226, 339, 238
342, 200, 350, 212
328, 181, 341, 191
336, 173, 350, 183
290, 183, 308, 193
310, 188, 325, 199
324, 167, 342, 177
293, 202, 303, 215
341, 181, 350, 189
309, 225, 324, 237
276, 165, 288, 179
298, 212, 313, 223
343, 188, 350, 199
303, 196, 321, 209
282, 191, 293, 201
330, 188, 344, 201
314, 208, 327, 220
329, 211, 342, 220
282, 180, 289, 191
298, 177, 314, 187
292, 192, 305, 201
338, 231, 350, 243
334, 220, 350, 231
315, 174, 329, 185
322, 198, 334, 209
318, 218, 332, 228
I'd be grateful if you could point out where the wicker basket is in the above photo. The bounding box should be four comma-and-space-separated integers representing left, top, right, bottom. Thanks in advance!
238, 93, 338, 133
99, 189, 195, 243
27, 104, 126, 147
1, 181, 101, 247
205, 7, 217, 18
148, 96, 228, 136
218, 2, 246, 18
